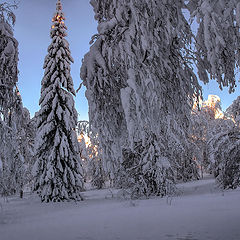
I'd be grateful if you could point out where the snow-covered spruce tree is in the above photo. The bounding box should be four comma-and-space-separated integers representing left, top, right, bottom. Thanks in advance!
33, 0, 84, 202
81, 0, 202, 197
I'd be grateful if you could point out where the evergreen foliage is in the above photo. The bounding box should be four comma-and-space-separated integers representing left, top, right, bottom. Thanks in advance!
33, 0, 84, 202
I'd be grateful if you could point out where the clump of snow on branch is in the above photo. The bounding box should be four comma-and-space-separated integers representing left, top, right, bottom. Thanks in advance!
81, 0, 202, 197
188, 0, 240, 93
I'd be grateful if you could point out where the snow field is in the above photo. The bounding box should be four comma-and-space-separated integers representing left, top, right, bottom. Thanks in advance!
0, 177, 240, 240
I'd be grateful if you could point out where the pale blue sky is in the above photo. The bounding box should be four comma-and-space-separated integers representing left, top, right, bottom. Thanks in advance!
13, 0, 239, 119
14, 0, 96, 120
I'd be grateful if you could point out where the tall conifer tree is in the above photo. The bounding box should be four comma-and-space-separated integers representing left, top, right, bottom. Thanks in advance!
33, 0, 84, 202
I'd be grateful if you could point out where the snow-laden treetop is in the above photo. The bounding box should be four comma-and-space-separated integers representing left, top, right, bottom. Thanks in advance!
51, 0, 66, 38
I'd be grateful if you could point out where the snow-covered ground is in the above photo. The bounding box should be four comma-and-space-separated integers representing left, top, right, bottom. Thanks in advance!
0, 177, 240, 240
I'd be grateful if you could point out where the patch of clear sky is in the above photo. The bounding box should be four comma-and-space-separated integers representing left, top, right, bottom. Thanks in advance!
14, 0, 239, 119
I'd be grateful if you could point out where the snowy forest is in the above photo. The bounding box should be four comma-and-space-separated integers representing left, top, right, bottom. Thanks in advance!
0, 0, 240, 240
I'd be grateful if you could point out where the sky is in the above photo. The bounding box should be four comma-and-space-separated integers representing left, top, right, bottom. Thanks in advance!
12, 0, 240, 119
14, 0, 96, 120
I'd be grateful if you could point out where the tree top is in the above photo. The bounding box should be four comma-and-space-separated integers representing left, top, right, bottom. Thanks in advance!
51, 0, 66, 38
56, 0, 62, 11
